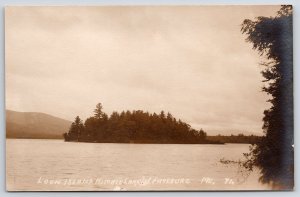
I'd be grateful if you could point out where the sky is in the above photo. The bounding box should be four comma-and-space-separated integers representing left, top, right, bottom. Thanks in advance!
5, 6, 281, 135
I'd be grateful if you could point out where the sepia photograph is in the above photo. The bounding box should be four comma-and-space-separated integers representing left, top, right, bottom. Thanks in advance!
5, 5, 293, 191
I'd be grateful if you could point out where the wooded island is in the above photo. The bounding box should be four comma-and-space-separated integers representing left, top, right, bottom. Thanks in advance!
63, 103, 220, 144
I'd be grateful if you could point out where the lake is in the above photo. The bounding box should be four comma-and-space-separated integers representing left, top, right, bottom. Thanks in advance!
6, 139, 271, 191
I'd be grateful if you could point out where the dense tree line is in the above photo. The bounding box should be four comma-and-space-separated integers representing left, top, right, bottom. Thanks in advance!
64, 103, 214, 144
207, 134, 262, 144
241, 5, 293, 189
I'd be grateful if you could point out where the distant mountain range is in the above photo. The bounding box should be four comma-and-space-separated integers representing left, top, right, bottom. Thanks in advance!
6, 110, 71, 139
6, 110, 260, 139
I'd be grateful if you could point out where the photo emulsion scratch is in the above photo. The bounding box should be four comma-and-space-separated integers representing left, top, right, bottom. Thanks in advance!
5, 5, 293, 191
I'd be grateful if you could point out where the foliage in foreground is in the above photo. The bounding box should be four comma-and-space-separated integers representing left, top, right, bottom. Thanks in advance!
241, 5, 293, 189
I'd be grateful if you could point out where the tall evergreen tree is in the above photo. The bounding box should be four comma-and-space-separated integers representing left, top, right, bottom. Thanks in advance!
65, 116, 84, 141
94, 103, 105, 119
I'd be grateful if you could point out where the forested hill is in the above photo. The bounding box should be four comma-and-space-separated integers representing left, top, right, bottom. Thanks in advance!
64, 103, 219, 144
6, 110, 71, 139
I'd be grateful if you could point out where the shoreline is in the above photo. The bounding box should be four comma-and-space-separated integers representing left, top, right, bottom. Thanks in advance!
7, 137, 225, 144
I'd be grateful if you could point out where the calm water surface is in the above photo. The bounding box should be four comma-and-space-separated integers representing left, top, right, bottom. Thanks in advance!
6, 139, 271, 191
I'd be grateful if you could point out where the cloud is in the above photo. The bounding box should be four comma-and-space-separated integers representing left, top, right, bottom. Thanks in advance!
5, 6, 280, 134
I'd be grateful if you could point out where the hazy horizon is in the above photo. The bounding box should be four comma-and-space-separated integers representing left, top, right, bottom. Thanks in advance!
5, 6, 281, 135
